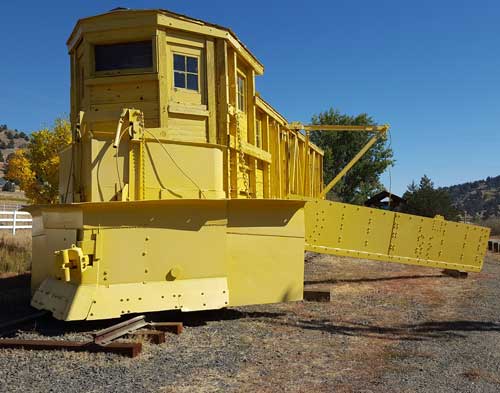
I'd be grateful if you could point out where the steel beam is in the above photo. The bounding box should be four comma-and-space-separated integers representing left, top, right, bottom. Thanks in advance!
93, 315, 148, 345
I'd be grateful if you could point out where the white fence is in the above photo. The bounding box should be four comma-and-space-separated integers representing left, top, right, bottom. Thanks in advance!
0, 207, 32, 234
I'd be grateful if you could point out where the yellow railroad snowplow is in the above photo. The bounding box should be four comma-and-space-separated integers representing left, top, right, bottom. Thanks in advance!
28, 8, 490, 321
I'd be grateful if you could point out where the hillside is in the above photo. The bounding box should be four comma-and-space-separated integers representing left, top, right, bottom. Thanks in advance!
0, 124, 29, 179
442, 175, 500, 218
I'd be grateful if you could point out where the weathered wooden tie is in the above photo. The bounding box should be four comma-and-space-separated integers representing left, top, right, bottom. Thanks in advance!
148, 321, 184, 335
0, 339, 142, 358
303, 289, 331, 302
442, 269, 468, 279
0, 314, 183, 358
127, 329, 166, 344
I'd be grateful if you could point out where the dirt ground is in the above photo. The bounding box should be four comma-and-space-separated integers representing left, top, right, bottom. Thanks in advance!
0, 253, 499, 393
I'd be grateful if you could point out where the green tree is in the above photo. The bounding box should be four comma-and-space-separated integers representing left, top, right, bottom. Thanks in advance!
310, 108, 394, 204
402, 175, 460, 221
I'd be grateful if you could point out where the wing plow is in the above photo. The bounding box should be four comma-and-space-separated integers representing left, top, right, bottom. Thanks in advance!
305, 199, 490, 272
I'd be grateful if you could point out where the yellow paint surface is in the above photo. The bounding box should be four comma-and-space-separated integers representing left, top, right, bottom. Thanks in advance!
304, 200, 490, 273
28, 199, 305, 321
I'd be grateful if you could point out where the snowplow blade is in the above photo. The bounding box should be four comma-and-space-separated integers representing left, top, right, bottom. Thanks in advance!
27, 199, 306, 321
305, 199, 490, 272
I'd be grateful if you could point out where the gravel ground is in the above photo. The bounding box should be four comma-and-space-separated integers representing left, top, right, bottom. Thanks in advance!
0, 253, 499, 393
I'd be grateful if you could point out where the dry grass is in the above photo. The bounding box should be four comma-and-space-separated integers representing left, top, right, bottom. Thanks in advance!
0, 193, 32, 274
0, 230, 31, 273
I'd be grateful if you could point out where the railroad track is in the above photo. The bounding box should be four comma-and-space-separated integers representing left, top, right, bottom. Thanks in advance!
0, 312, 183, 358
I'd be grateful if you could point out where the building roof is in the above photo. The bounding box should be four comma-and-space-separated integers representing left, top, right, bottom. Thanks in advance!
364, 190, 405, 207
67, 8, 264, 74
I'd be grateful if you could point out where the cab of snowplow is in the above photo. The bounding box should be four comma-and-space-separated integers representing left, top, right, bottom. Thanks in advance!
63, 8, 324, 204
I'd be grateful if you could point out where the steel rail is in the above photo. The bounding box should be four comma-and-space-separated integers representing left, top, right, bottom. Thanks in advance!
93, 315, 149, 345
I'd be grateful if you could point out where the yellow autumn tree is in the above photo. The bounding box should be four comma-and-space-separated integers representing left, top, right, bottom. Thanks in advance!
6, 119, 71, 204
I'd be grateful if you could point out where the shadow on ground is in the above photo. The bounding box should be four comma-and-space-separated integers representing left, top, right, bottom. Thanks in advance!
0, 273, 285, 337
2, 273, 498, 344
305, 274, 445, 286
273, 318, 500, 341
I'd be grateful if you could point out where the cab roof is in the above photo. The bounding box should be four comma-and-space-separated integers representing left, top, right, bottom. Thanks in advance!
67, 8, 264, 74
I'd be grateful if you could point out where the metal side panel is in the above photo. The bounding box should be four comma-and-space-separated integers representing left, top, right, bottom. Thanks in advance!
86, 277, 229, 320
32, 277, 229, 321
31, 278, 96, 321
226, 199, 305, 307
305, 199, 490, 272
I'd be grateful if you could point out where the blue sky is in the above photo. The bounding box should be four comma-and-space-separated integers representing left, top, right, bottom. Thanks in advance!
0, 0, 499, 194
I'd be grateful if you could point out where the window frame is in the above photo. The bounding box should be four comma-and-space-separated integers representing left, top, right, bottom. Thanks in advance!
172, 53, 200, 92
93, 40, 155, 76
255, 118, 262, 148
237, 73, 246, 113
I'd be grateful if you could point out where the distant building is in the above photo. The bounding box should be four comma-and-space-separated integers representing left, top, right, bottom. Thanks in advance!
2, 180, 16, 192
364, 190, 405, 211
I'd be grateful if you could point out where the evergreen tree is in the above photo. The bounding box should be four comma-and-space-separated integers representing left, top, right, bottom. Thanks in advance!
402, 175, 460, 221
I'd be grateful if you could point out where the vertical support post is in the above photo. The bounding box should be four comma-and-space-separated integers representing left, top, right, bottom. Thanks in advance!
248, 70, 257, 197
12, 209, 17, 235
277, 124, 282, 198
215, 39, 230, 197
262, 115, 271, 198
284, 130, 290, 197
303, 131, 310, 196
157, 30, 168, 128
311, 151, 316, 196
206, 38, 217, 144
228, 49, 238, 198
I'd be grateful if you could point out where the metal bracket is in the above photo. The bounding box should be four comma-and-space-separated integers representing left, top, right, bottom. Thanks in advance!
54, 245, 90, 282
113, 108, 145, 148
288, 123, 389, 198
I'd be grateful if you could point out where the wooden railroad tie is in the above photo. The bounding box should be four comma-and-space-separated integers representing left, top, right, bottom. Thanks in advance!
0, 339, 142, 358
148, 321, 184, 335
442, 269, 468, 279
126, 329, 166, 345
303, 289, 331, 302
0, 314, 184, 358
